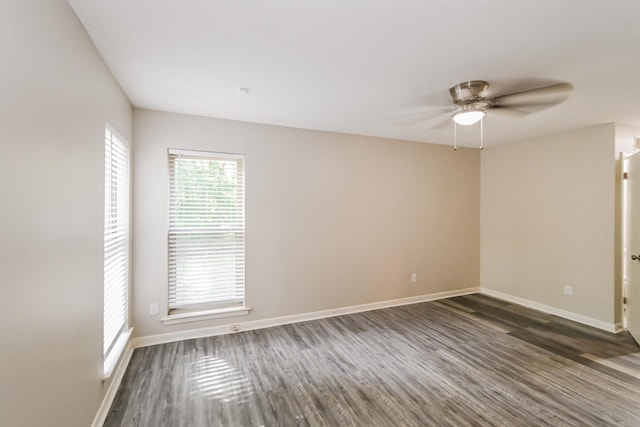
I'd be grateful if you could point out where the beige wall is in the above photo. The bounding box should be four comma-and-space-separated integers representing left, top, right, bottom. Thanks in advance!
481, 124, 618, 324
132, 109, 480, 337
4, 4, 631, 424
0, 1, 132, 426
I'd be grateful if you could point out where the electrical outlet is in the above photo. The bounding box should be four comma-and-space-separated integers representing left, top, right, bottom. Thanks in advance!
563, 285, 573, 296
411, 273, 417, 283
149, 302, 159, 315
230, 324, 241, 332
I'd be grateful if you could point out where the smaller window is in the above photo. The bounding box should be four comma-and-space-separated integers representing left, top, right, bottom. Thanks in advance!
167, 149, 246, 314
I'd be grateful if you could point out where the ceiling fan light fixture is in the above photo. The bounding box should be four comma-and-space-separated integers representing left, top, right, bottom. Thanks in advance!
453, 109, 485, 126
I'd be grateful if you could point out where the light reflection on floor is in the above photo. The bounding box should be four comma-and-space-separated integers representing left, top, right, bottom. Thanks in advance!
189, 356, 254, 403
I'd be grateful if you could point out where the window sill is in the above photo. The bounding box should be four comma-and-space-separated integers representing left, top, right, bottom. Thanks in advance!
160, 306, 251, 326
103, 327, 133, 381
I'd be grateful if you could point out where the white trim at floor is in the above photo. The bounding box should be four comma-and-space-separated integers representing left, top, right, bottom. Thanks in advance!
91, 341, 135, 427
132, 287, 480, 348
480, 288, 623, 333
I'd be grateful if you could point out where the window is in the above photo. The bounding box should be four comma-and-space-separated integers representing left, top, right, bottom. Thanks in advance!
168, 149, 245, 314
103, 125, 130, 369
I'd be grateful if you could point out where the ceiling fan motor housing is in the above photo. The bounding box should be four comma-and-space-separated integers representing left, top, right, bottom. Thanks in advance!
449, 80, 489, 104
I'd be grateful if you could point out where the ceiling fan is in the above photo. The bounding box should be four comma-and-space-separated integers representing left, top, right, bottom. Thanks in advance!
394, 79, 573, 149
444, 80, 574, 127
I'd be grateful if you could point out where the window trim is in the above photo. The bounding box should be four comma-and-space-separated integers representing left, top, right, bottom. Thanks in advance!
167, 148, 247, 318
102, 327, 133, 380
160, 306, 250, 326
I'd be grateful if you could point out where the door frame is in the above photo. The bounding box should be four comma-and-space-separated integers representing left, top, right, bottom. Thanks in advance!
621, 150, 640, 333
622, 152, 629, 329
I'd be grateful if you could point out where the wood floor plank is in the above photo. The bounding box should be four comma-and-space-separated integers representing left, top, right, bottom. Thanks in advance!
469, 295, 554, 325
430, 300, 514, 334
581, 353, 640, 379
450, 296, 550, 329
105, 295, 640, 426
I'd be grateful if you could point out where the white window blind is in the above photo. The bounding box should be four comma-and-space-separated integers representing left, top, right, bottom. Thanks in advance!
104, 126, 129, 359
168, 149, 245, 312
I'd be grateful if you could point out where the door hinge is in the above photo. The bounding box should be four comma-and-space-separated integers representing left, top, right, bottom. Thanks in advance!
624, 297, 627, 304
624, 172, 629, 179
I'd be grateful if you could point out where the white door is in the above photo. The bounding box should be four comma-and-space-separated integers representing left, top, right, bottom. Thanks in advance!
626, 151, 640, 343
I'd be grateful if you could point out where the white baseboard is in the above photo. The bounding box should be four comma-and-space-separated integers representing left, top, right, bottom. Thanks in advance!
132, 287, 480, 348
91, 341, 135, 427
480, 288, 621, 333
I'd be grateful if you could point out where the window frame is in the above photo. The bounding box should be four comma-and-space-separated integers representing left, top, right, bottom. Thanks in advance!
103, 123, 131, 377
166, 148, 248, 320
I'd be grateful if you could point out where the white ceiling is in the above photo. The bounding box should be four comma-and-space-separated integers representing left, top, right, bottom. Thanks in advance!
69, 0, 640, 147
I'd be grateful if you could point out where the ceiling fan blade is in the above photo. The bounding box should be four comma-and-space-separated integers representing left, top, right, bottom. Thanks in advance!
493, 82, 573, 107
490, 106, 529, 118
496, 99, 563, 109
389, 108, 453, 127
429, 115, 453, 130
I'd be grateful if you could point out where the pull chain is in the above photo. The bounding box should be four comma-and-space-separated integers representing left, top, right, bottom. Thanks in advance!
454, 122, 457, 151
480, 117, 484, 150
453, 117, 484, 151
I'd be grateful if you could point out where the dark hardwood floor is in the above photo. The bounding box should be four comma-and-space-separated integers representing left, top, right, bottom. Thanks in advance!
105, 294, 640, 426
